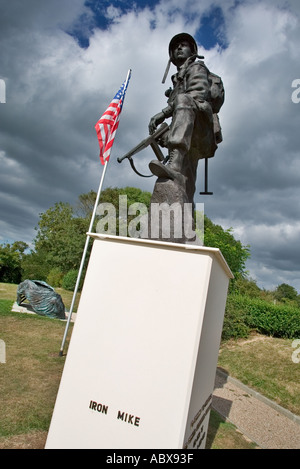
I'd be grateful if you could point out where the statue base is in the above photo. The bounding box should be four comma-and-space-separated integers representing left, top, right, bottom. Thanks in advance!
148, 176, 199, 244
46, 234, 233, 449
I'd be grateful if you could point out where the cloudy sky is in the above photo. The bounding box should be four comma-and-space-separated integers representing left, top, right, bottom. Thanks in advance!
1, 0, 300, 292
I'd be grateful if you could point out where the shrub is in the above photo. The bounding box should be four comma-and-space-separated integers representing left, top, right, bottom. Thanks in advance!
222, 295, 251, 340
47, 268, 64, 288
62, 270, 80, 291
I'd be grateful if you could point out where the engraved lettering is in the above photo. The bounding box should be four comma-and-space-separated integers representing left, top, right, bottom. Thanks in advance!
89, 400, 109, 414
117, 410, 140, 427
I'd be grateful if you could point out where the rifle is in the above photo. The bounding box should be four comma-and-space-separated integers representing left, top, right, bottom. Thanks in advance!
117, 123, 169, 178
117, 122, 213, 194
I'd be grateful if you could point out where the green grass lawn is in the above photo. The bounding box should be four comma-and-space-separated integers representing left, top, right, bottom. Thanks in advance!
0, 303, 256, 449
218, 334, 300, 416
3, 282, 299, 449
0, 306, 72, 439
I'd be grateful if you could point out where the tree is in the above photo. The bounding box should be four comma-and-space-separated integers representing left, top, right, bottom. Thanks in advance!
31, 187, 152, 279
34, 202, 89, 274
203, 215, 250, 280
96, 192, 250, 280
75, 190, 98, 219
97, 186, 152, 236
233, 276, 261, 298
0, 241, 29, 283
21, 250, 50, 281
27, 187, 250, 286
99, 186, 152, 210
274, 283, 298, 302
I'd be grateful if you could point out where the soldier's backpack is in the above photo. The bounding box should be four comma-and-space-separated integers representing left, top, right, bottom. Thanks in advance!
207, 69, 224, 114
197, 62, 224, 143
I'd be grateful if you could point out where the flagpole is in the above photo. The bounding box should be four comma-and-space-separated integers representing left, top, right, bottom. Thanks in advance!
58, 69, 131, 357
59, 160, 108, 356
124, 69, 131, 90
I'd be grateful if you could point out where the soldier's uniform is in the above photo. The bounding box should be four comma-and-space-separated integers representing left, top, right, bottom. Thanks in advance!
149, 33, 224, 202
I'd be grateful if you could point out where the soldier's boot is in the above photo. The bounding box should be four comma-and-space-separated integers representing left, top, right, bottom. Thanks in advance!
149, 148, 185, 180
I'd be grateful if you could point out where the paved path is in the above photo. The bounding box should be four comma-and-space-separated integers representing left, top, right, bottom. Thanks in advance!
212, 368, 300, 449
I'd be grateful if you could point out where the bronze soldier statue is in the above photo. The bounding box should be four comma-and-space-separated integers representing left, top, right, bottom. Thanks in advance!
117, 33, 224, 243
148, 33, 224, 205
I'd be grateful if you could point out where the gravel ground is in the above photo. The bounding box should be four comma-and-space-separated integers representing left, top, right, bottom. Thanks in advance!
213, 369, 300, 449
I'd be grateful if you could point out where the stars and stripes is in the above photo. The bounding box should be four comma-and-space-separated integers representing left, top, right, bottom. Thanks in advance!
95, 71, 131, 165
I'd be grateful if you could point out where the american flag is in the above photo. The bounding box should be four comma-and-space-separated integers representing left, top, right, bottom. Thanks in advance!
95, 71, 131, 165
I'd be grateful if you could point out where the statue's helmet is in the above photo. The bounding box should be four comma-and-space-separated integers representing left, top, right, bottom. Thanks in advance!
168, 33, 198, 65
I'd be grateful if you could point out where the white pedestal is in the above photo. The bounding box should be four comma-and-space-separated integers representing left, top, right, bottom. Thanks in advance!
46, 234, 233, 449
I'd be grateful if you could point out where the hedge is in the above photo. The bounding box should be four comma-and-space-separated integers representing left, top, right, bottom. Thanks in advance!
222, 294, 300, 340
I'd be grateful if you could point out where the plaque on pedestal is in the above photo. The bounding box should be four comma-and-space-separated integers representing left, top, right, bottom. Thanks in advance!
46, 234, 233, 449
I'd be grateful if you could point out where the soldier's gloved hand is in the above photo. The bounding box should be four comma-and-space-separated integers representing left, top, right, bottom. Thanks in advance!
149, 112, 165, 135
